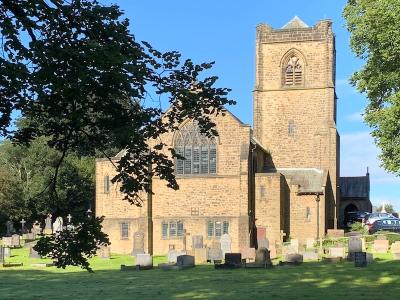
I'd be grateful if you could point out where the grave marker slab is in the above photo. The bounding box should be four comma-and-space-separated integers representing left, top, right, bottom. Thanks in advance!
2, 237, 12, 247
354, 252, 367, 268
192, 235, 203, 249
220, 234, 231, 256
136, 254, 153, 268
329, 247, 345, 258
167, 250, 186, 263
306, 238, 315, 249
282, 244, 297, 256
269, 244, 277, 260
284, 253, 303, 264
391, 241, 400, 260
177, 255, 195, 267
348, 237, 362, 253
194, 248, 208, 264
290, 239, 299, 253
257, 237, 269, 249
240, 247, 256, 261
374, 239, 389, 253
132, 231, 145, 256
11, 234, 20, 248
98, 246, 111, 259
302, 250, 319, 261
29, 244, 41, 259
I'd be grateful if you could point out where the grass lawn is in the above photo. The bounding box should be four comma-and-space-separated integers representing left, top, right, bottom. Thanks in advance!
1, 248, 400, 299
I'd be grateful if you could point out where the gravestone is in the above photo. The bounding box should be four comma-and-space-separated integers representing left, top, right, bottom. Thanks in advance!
373, 239, 389, 253
6, 221, 14, 236
0, 246, 4, 264
269, 244, 277, 260
98, 246, 111, 259
303, 250, 319, 261
354, 252, 367, 268
32, 221, 41, 235
306, 238, 315, 249
256, 227, 266, 241
284, 253, 303, 264
132, 231, 145, 256
20, 219, 26, 234
167, 250, 186, 263
208, 242, 223, 263
29, 244, 41, 259
348, 236, 362, 253
225, 253, 242, 265
220, 234, 231, 257
391, 241, 400, 260
327, 229, 344, 238
25, 232, 36, 241
2, 237, 12, 247
11, 234, 20, 248
192, 235, 203, 249
177, 255, 195, 267
44, 214, 52, 235
282, 244, 297, 256
240, 247, 256, 262
257, 237, 269, 249
135, 253, 153, 268
329, 247, 345, 258
53, 217, 63, 234
290, 239, 299, 253
4, 247, 11, 258
255, 248, 271, 265
194, 248, 208, 264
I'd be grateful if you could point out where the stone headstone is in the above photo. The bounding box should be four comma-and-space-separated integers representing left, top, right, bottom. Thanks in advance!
373, 239, 389, 253
29, 244, 41, 259
53, 217, 63, 234
177, 255, 195, 267
167, 250, 186, 263
0, 246, 4, 264
136, 253, 152, 267
366, 253, 374, 264
194, 248, 208, 264
192, 235, 203, 249
6, 221, 14, 236
225, 253, 242, 265
269, 244, 277, 259
290, 239, 299, 252
11, 234, 20, 247
327, 229, 344, 238
391, 242, 400, 260
256, 227, 266, 240
285, 253, 303, 264
348, 237, 362, 253
240, 247, 256, 261
255, 248, 271, 265
354, 252, 367, 268
220, 234, 231, 256
132, 231, 145, 256
4, 247, 10, 258
306, 238, 315, 249
208, 248, 223, 262
282, 244, 297, 256
44, 214, 52, 234
329, 247, 345, 258
98, 246, 111, 259
257, 237, 269, 249
25, 232, 36, 241
303, 250, 319, 261
2, 237, 12, 247
32, 221, 41, 235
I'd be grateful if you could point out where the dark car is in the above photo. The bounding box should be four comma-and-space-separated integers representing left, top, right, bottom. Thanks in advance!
369, 218, 400, 234
344, 211, 369, 227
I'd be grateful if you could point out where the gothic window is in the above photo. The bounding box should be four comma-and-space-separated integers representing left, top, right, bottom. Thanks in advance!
207, 220, 229, 238
284, 56, 303, 86
288, 120, 296, 136
174, 122, 217, 175
104, 175, 110, 194
120, 222, 129, 240
161, 221, 184, 239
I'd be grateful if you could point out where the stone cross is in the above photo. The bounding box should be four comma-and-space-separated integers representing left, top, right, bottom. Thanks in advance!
67, 214, 72, 223
20, 219, 26, 234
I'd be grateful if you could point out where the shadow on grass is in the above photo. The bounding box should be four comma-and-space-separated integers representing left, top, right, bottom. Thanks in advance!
1, 260, 400, 299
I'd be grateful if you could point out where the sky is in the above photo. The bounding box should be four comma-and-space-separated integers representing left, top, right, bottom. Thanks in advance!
104, 0, 399, 210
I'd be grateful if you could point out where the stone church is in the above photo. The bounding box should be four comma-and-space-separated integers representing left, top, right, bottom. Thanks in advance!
95, 17, 371, 255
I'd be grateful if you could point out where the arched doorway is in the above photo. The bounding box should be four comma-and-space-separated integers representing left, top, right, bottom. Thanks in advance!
344, 203, 359, 227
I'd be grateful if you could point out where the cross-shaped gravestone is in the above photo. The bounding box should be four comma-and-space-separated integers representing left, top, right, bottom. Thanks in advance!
20, 219, 26, 234
67, 214, 72, 223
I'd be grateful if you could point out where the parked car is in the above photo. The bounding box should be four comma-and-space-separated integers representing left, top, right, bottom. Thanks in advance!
364, 212, 396, 228
369, 218, 400, 234
344, 211, 370, 227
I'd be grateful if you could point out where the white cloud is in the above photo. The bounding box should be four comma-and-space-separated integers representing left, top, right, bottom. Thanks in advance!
345, 111, 364, 122
340, 131, 400, 184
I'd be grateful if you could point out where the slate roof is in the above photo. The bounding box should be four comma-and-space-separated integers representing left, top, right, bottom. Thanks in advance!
277, 168, 324, 194
340, 176, 370, 199
281, 16, 309, 29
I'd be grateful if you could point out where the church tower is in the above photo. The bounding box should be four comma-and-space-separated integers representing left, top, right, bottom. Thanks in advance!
253, 17, 340, 227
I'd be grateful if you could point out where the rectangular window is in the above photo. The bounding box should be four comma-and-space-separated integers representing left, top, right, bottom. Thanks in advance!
200, 146, 209, 174
209, 145, 217, 174
192, 146, 200, 174
207, 221, 214, 237
177, 221, 184, 237
120, 222, 129, 240
184, 147, 192, 174
208, 220, 229, 237
175, 147, 184, 175
169, 221, 177, 237
104, 175, 110, 194
162, 222, 168, 238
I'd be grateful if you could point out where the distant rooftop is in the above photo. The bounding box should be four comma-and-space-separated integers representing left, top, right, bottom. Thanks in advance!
281, 16, 309, 29
340, 175, 370, 199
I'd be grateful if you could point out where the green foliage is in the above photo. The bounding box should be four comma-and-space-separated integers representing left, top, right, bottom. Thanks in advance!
34, 216, 110, 272
376, 204, 395, 213
0, 137, 94, 225
350, 222, 369, 235
343, 0, 400, 175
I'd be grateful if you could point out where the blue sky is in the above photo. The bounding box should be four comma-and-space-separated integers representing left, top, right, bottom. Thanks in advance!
108, 0, 399, 210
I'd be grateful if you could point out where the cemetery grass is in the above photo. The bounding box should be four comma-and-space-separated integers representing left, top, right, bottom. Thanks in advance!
1, 249, 400, 299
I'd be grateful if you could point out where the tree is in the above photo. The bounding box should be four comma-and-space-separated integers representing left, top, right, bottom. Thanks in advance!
0, 137, 94, 225
343, 0, 400, 175
0, 0, 233, 270
376, 203, 395, 214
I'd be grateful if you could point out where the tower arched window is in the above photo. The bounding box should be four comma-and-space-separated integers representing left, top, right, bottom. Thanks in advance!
174, 122, 217, 175
284, 56, 303, 86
